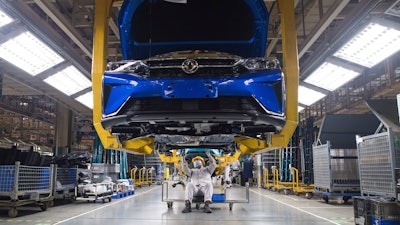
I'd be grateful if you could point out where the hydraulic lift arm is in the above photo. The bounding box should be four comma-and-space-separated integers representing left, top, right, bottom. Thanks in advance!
235, 0, 299, 153
92, 0, 154, 154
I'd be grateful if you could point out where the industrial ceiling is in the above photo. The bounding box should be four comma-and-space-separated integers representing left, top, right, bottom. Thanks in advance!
0, 0, 400, 135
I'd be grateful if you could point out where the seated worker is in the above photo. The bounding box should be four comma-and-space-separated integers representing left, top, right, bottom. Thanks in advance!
181, 151, 216, 213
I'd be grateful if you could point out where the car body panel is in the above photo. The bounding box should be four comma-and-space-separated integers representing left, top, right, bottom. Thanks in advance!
103, 69, 283, 116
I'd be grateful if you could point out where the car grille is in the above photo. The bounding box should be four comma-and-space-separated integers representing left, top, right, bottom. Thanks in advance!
144, 58, 246, 78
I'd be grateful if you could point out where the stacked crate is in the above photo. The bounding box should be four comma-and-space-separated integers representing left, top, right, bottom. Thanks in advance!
371, 199, 400, 225
353, 196, 374, 225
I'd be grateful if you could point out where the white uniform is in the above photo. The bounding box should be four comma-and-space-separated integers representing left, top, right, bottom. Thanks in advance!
224, 164, 232, 187
182, 157, 216, 203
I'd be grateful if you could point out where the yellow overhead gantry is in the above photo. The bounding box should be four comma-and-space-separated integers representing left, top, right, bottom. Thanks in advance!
91, 0, 298, 157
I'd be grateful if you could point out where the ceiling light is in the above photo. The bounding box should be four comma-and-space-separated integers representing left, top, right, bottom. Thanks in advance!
44, 66, 91, 96
298, 85, 326, 106
333, 18, 400, 68
0, 9, 13, 28
0, 31, 64, 75
304, 60, 361, 91
75, 91, 93, 109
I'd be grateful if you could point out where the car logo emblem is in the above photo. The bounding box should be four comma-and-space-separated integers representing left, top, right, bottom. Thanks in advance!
182, 59, 199, 74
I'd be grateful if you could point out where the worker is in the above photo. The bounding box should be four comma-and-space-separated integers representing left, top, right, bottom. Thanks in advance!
224, 163, 232, 188
181, 150, 216, 213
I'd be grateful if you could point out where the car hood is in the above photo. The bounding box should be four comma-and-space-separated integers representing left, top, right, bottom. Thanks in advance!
118, 0, 269, 60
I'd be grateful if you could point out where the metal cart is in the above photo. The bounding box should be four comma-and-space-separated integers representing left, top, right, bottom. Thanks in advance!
356, 130, 400, 201
263, 168, 274, 190
0, 162, 54, 218
53, 165, 78, 202
130, 166, 138, 187
161, 180, 249, 211
75, 182, 114, 203
313, 142, 360, 203
271, 167, 293, 195
290, 167, 314, 198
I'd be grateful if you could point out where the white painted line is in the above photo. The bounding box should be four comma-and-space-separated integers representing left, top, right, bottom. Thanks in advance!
54, 186, 159, 225
301, 207, 345, 209
251, 189, 341, 225
283, 195, 298, 201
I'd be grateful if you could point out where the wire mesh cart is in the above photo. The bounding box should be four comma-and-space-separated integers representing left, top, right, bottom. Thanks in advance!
53, 165, 78, 202
313, 142, 360, 203
0, 161, 54, 218
356, 129, 400, 201
161, 180, 249, 211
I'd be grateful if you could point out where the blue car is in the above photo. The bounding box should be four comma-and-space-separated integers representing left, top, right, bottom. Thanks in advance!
101, 0, 285, 144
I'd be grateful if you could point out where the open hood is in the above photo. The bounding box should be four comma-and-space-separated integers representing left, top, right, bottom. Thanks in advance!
118, 0, 269, 60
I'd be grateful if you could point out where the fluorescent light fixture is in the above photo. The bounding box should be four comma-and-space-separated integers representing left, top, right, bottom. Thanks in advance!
298, 105, 305, 112
298, 85, 326, 106
0, 31, 64, 75
0, 9, 13, 28
44, 66, 91, 96
304, 61, 361, 91
76, 91, 93, 109
333, 18, 400, 68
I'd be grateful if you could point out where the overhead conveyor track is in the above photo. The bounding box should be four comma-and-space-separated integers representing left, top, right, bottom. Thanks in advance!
92, 0, 299, 155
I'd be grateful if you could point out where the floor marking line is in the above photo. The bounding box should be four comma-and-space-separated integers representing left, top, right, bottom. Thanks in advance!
283, 195, 298, 201
301, 207, 346, 209
251, 189, 341, 225
53, 186, 159, 225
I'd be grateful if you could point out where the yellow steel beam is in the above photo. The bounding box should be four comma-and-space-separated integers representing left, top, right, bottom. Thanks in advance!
92, 0, 154, 154
214, 150, 241, 170
123, 137, 155, 154
92, 0, 120, 149
277, 0, 299, 147
158, 150, 184, 175
236, 0, 299, 154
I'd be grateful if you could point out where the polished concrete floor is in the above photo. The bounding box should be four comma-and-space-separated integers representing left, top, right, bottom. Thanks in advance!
0, 184, 355, 225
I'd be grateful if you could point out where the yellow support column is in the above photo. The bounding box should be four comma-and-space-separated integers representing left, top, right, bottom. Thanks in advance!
92, 0, 120, 149
236, 0, 299, 153
274, 0, 299, 147
92, 1, 154, 154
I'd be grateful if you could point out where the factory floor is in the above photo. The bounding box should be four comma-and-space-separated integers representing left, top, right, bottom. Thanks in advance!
0, 184, 355, 225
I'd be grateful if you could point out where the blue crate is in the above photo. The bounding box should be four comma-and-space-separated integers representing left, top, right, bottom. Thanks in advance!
372, 217, 400, 225
212, 194, 225, 203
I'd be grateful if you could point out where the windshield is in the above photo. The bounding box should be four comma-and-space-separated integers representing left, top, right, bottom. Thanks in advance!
131, 0, 253, 43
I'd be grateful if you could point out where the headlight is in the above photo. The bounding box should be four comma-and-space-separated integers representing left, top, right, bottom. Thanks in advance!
106, 61, 149, 75
244, 58, 280, 70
